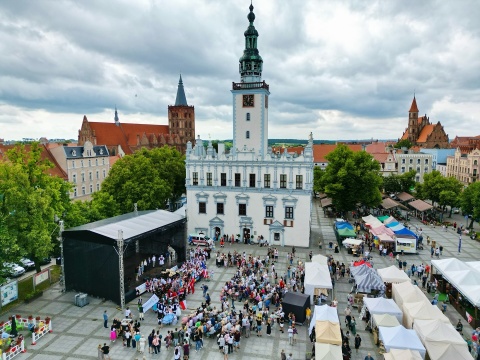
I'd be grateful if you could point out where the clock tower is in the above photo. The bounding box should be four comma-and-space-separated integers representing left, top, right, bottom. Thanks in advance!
231, 2, 269, 158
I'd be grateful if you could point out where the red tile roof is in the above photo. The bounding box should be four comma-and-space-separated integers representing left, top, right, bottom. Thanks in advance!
85, 118, 169, 154
271, 146, 304, 155
0, 144, 68, 180
416, 124, 435, 143
313, 144, 363, 163
372, 153, 389, 163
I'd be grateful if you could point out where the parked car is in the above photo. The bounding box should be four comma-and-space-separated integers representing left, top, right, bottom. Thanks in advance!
2, 263, 26, 277
38, 257, 52, 266
20, 258, 35, 271
188, 233, 210, 246
453, 208, 460, 214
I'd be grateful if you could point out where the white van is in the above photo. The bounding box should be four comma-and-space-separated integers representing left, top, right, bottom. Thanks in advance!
188, 233, 210, 246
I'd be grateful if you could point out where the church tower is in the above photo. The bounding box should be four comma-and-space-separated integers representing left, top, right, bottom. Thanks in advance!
231, 3, 270, 157
408, 96, 419, 143
168, 75, 195, 152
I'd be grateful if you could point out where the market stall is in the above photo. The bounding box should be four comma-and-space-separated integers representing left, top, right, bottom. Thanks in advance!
378, 325, 426, 359
304, 262, 333, 304
309, 305, 339, 335
363, 297, 403, 324
431, 258, 480, 328
402, 299, 450, 329
383, 348, 423, 360
315, 343, 342, 360
377, 265, 410, 284
412, 319, 472, 360
315, 321, 342, 345
311, 254, 329, 266
392, 282, 425, 307
354, 271, 386, 295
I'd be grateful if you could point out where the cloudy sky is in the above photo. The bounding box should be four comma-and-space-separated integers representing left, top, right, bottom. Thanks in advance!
1, 0, 479, 141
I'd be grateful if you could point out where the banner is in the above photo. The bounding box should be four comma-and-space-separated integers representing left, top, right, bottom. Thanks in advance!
1, 280, 18, 307
135, 282, 147, 295
34, 269, 50, 286
143, 294, 159, 312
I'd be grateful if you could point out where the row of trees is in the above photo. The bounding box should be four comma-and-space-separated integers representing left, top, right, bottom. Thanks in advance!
313, 144, 478, 227
0, 143, 186, 279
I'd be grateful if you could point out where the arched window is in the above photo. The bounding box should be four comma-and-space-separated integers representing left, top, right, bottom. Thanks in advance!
246, 113, 250, 121
246, 131, 250, 139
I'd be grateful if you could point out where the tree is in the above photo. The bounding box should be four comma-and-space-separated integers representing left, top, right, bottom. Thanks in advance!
394, 139, 413, 149
95, 146, 185, 214
0, 143, 71, 272
398, 170, 417, 193
319, 145, 383, 212
313, 166, 325, 196
460, 182, 480, 229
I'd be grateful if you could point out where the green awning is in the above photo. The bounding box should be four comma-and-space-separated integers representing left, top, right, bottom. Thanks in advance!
337, 228, 356, 237
378, 215, 389, 222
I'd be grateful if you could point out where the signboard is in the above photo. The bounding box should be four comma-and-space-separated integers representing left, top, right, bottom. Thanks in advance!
135, 282, 147, 296
34, 268, 50, 287
143, 294, 159, 312
1, 280, 18, 307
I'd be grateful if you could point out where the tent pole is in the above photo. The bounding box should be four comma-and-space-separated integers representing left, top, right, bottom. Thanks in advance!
117, 230, 126, 312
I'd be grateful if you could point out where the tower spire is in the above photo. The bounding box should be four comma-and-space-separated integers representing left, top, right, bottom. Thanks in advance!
239, 2, 263, 82
175, 74, 188, 106
114, 105, 119, 126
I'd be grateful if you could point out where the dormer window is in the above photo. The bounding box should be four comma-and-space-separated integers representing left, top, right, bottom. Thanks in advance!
72, 150, 76, 156
99, 149, 104, 155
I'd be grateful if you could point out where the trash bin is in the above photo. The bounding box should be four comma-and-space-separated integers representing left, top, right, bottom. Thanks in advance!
56, 257, 62, 265
74, 293, 89, 307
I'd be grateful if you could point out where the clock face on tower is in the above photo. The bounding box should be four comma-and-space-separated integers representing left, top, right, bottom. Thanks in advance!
243, 94, 254, 107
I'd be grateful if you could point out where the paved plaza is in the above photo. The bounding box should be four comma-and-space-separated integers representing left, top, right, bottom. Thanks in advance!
2, 198, 479, 359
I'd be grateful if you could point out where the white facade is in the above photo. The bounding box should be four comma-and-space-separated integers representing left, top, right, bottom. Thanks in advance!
395, 152, 433, 183
185, 4, 313, 247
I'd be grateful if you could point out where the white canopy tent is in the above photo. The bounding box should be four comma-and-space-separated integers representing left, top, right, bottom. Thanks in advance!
315, 343, 342, 360
413, 319, 472, 360
377, 265, 410, 284
432, 258, 480, 307
312, 254, 329, 266
342, 238, 363, 246
378, 326, 426, 359
309, 305, 339, 335
392, 282, 425, 307
372, 313, 400, 328
363, 297, 403, 323
383, 348, 423, 360
402, 299, 450, 329
304, 262, 333, 303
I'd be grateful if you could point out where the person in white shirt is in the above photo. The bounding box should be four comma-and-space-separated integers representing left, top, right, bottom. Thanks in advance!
125, 307, 132, 318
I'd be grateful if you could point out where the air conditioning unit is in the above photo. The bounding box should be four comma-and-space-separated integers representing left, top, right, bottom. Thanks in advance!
283, 220, 294, 227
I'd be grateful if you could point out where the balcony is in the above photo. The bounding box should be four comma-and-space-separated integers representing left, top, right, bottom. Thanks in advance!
232, 81, 269, 91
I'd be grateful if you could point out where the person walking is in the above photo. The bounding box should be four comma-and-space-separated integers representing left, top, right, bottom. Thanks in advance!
103, 311, 108, 328
281, 349, 286, 360
266, 320, 272, 336
139, 304, 144, 320
364, 353, 374, 360
288, 326, 294, 345
152, 335, 160, 354
139, 335, 146, 354
354, 334, 361, 353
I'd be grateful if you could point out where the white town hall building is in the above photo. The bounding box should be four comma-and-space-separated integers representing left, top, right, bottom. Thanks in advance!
185, 3, 314, 247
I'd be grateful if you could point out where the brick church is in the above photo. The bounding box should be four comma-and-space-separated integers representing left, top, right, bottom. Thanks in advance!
400, 96, 449, 148
78, 75, 195, 155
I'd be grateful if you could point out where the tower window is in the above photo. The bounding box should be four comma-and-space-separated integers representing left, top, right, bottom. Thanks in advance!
285, 207, 294, 219
235, 173, 241, 187
199, 202, 206, 214
246, 113, 250, 121
207, 172, 212, 186
265, 206, 273, 218
246, 131, 250, 139
239, 203, 247, 216
193, 172, 199, 186
221, 173, 227, 186
296, 175, 303, 189
264, 174, 271, 188
280, 174, 287, 188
